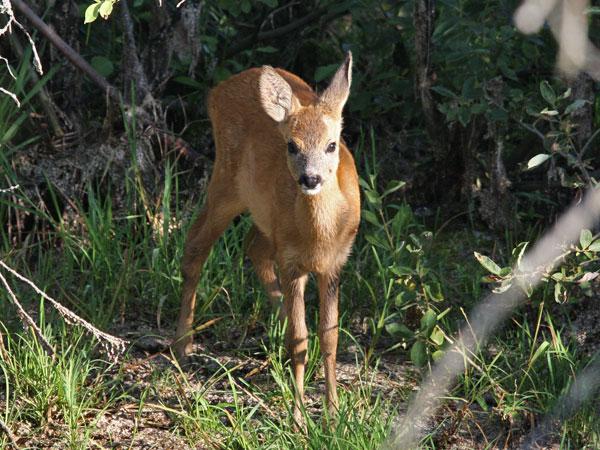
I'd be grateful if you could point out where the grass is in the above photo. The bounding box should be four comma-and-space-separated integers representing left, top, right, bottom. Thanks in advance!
1, 79, 599, 448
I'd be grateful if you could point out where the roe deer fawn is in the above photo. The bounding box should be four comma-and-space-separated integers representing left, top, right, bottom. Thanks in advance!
173, 52, 360, 422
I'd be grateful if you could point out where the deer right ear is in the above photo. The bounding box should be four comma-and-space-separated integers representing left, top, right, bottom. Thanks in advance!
259, 66, 295, 122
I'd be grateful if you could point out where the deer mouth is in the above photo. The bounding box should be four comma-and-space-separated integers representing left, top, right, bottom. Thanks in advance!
300, 184, 322, 196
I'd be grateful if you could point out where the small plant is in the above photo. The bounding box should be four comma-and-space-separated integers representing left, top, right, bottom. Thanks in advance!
475, 228, 600, 303
356, 131, 449, 368
524, 81, 598, 189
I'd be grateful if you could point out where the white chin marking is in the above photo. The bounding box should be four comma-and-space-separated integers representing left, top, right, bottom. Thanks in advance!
301, 185, 322, 196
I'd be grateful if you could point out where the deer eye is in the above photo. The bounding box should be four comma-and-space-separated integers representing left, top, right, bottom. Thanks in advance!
326, 142, 337, 153
287, 141, 298, 155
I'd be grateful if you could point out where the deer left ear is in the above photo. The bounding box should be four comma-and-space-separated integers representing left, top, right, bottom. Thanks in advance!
320, 51, 352, 115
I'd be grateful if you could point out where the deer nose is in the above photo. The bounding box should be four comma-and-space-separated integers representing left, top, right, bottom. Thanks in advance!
299, 174, 322, 189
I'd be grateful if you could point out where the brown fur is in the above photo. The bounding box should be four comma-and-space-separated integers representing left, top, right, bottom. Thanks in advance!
173, 54, 360, 424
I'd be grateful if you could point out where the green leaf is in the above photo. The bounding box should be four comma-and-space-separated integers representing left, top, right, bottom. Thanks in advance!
361, 209, 380, 227
457, 106, 470, 127
474, 252, 501, 275
540, 80, 556, 105
213, 66, 232, 83
430, 327, 445, 346
173, 76, 203, 89
365, 233, 388, 250
587, 240, 600, 252
255, 46, 278, 53
475, 395, 489, 411
385, 322, 413, 339
382, 180, 406, 197
240, 0, 251, 13
526, 154, 551, 170
389, 265, 414, 277
90, 56, 114, 78
410, 340, 428, 367
540, 108, 559, 116
430, 86, 457, 98
420, 309, 437, 337
580, 229, 593, 249
554, 282, 565, 302
364, 189, 382, 207
395, 290, 416, 307
84, 3, 101, 23
258, 0, 278, 6
565, 99, 587, 115
529, 341, 550, 366
98, 0, 113, 19
431, 349, 444, 362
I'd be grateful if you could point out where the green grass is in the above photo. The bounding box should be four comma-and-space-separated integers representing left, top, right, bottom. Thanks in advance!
1, 94, 599, 448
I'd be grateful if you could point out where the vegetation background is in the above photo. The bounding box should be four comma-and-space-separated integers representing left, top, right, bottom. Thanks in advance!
1, 0, 600, 448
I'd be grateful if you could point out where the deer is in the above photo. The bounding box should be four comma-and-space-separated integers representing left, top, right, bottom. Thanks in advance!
172, 52, 360, 424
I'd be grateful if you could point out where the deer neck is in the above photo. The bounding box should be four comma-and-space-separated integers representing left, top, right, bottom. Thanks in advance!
295, 176, 344, 240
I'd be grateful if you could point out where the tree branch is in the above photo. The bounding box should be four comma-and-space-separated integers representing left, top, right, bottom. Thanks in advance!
11, 0, 120, 102
0, 417, 18, 449
224, 6, 349, 59
0, 268, 55, 358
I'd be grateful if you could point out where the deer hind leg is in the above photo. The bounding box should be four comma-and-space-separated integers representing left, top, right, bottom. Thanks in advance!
279, 266, 309, 426
317, 271, 340, 417
244, 225, 282, 309
173, 175, 242, 359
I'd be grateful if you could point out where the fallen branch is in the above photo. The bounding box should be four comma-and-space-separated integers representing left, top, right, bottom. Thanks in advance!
0, 268, 55, 358
0, 417, 18, 449
0, 261, 127, 360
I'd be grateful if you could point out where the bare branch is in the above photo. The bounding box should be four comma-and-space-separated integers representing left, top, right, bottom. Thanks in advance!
0, 416, 18, 449
0, 261, 127, 360
11, 0, 119, 102
0, 269, 55, 358
0, 0, 42, 75
0, 87, 19, 107
223, 6, 349, 59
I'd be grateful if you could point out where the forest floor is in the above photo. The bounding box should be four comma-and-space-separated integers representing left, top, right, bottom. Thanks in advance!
6, 303, 597, 449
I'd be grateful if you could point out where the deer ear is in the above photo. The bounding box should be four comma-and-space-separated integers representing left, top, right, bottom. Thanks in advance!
259, 66, 295, 122
320, 51, 352, 115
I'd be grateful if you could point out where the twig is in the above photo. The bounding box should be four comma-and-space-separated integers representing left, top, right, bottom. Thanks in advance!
11, 0, 119, 102
0, 268, 55, 358
0, 416, 18, 449
0, 261, 127, 360
1, 0, 42, 76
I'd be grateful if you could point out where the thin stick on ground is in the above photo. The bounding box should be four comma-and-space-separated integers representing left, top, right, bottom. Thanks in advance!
0, 416, 18, 448
0, 261, 127, 360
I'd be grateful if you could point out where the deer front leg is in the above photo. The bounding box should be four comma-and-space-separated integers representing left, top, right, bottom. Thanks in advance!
280, 267, 309, 426
317, 271, 340, 416
174, 179, 242, 360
